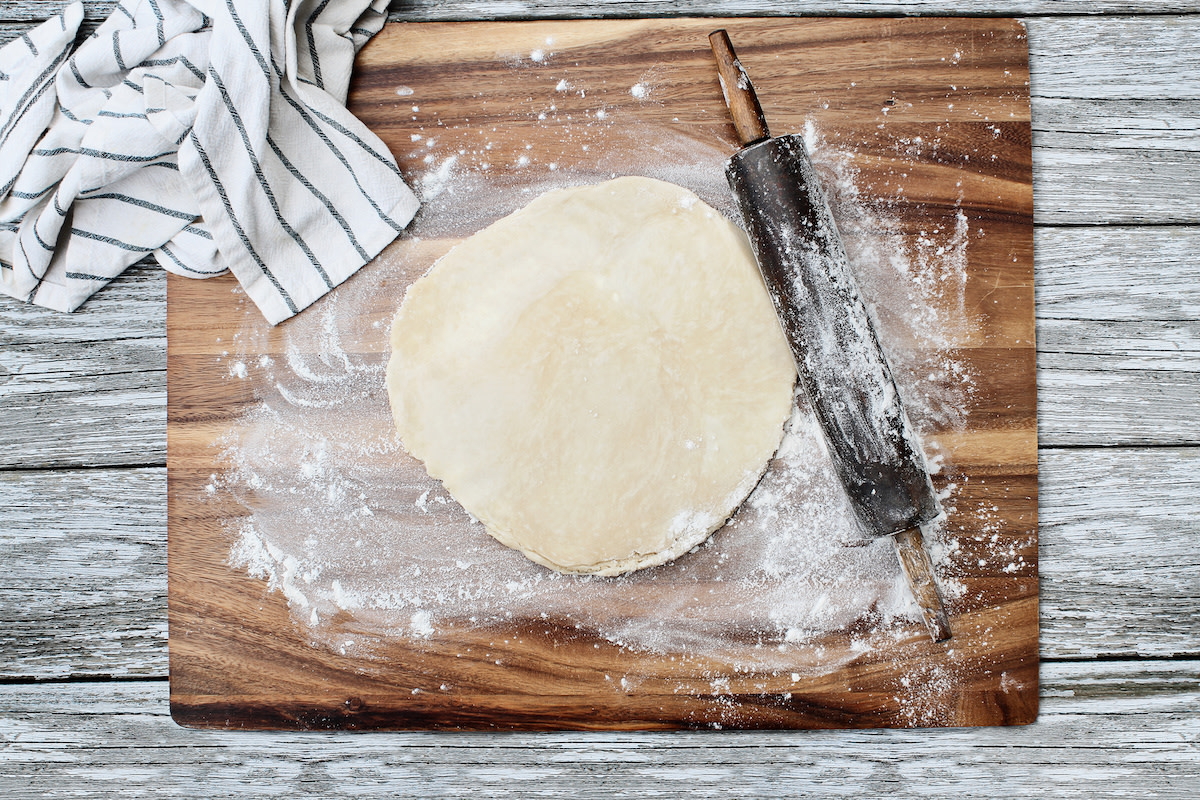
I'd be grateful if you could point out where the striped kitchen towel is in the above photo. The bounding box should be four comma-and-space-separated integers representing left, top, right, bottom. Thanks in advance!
0, 0, 418, 324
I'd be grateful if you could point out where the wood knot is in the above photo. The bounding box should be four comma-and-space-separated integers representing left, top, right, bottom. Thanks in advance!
345, 696, 365, 712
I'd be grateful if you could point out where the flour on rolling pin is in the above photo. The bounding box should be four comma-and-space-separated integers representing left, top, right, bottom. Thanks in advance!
207, 93, 991, 674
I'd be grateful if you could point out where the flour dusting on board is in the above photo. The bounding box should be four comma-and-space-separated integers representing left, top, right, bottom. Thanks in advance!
212, 114, 977, 697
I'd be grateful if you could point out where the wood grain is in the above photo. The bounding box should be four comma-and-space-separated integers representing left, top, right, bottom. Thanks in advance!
163, 17, 1037, 730
2, 661, 1197, 799
708, 29, 772, 145
0, 467, 167, 680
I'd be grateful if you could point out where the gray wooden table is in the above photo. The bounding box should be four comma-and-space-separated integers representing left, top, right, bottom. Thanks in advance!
2, 1, 1198, 797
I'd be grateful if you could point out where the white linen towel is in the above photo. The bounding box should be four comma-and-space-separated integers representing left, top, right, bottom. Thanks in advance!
0, 0, 418, 324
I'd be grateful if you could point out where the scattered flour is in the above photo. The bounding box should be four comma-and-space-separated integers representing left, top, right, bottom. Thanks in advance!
212, 86, 987, 688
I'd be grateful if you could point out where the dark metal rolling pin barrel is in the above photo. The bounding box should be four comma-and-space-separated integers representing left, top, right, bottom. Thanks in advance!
709, 30, 952, 641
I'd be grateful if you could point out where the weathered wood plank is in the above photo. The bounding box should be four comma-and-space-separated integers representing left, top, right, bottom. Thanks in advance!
1032, 133, 1200, 225
0, 661, 1196, 797
1038, 314, 1200, 447
0, 261, 163, 345
1039, 448, 1200, 658
1036, 226, 1200, 322
0, 468, 167, 680
1027, 15, 1200, 101
1032, 97, 1200, 225
1037, 333, 1200, 447
1, 448, 1196, 680
1035, 226, 1200, 446
0, 337, 165, 469
3, 337, 164, 401
0, 2, 114, 27
0, 265, 166, 471
1035, 99, 1200, 155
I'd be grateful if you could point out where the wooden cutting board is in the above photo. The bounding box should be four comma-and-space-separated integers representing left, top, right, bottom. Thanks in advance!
167, 17, 1037, 730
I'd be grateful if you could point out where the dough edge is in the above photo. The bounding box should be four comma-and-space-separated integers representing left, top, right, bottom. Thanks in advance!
483, 458, 782, 577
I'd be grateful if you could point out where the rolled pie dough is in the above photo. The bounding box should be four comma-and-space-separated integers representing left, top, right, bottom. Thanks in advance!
387, 176, 796, 575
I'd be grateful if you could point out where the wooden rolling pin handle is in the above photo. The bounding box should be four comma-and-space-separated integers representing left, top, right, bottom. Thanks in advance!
709, 29, 771, 147
893, 526, 953, 642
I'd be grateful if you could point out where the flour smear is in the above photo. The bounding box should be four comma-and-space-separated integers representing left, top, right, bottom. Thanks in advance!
211, 108, 979, 684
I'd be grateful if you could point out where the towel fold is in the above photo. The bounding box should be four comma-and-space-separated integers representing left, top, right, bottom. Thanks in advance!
0, 0, 418, 324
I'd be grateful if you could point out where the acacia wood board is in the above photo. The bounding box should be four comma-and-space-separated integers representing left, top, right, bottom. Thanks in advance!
167, 17, 1037, 730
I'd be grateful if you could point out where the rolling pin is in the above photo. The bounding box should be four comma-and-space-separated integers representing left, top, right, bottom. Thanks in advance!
709, 30, 952, 641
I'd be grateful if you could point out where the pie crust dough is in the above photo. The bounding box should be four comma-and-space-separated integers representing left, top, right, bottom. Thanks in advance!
387, 176, 796, 575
